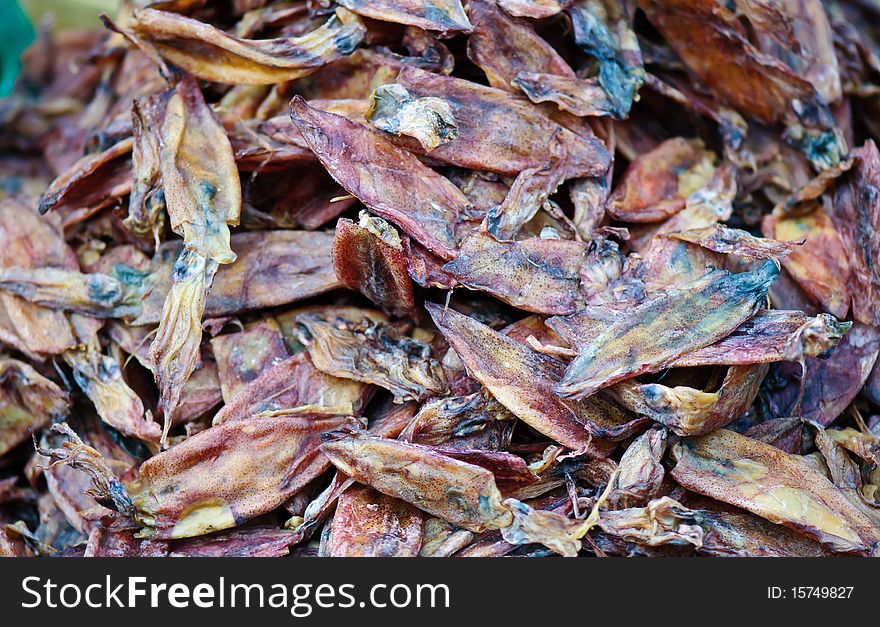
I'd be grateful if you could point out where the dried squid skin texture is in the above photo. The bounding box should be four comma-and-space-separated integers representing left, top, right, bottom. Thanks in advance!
592, 496, 705, 549
481, 136, 567, 241
37, 138, 134, 219
0, 267, 143, 318
211, 351, 368, 425
670, 430, 880, 554
829, 140, 880, 327
332, 216, 415, 318
290, 96, 468, 260
393, 67, 611, 178
606, 137, 716, 224
500, 498, 585, 557
127, 95, 166, 238
426, 303, 629, 454
607, 425, 667, 508
762, 207, 851, 319
694, 507, 831, 558
149, 250, 217, 443
336, 0, 472, 34
136, 231, 340, 325
610, 364, 768, 436
157, 75, 241, 265
512, 72, 614, 118
328, 485, 424, 557
169, 527, 296, 558
320, 431, 513, 533
84, 527, 169, 558
365, 84, 459, 151
467, 0, 575, 93
770, 322, 880, 427
442, 233, 586, 316
0, 359, 69, 458
498, 0, 570, 19
129, 8, 367, 85
400, 391, 515, 450
672, 310, 850, 368
7, 0, 880, 564
127, 415, 354, 539
148, 75, 241, 435
554, 261, 779, 400
294, 313, 447, 402
210, 318, 289, 403
63, 346, 163, 446
0, 200, 78, 358
664, 223, 803, 261
640, 0, 845, 169
568, 0, 645, 118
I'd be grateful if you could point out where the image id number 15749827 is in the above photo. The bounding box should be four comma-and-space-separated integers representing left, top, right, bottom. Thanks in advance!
768, 587, 854, 599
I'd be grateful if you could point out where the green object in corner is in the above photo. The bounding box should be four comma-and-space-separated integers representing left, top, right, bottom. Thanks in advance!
0, 0, 35, 97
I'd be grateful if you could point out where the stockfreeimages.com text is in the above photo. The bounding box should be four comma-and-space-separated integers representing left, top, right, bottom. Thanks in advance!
21, 576, 450, 617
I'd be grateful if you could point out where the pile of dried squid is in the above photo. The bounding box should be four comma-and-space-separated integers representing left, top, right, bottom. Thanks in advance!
1, 0, 879, 557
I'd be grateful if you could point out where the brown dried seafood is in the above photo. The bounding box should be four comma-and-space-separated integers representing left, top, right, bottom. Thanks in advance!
1, 0, 878, 558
